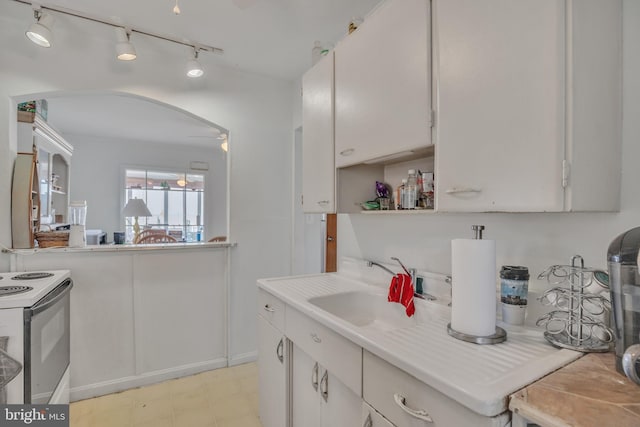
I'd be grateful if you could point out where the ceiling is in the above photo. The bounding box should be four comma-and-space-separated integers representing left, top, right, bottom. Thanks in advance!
15, 0, 384, 146
46, 94, 224, 147
31, 0, 384, 81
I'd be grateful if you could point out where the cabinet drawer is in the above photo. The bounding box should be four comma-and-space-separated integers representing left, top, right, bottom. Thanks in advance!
257, 289, 285, 331
363, 351, 509, 427
286, 306, 361, 396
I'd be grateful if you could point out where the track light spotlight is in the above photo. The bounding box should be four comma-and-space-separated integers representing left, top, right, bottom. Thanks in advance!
26, 9, 55, 48
115, 27, 137, 61
186, 49, 204, 78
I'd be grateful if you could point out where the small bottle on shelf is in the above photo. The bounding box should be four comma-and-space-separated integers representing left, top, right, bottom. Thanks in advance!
403, 169, 418, 209
396, 179, 407, 210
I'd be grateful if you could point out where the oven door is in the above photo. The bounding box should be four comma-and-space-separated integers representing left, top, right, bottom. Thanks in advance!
23, 279, 73, 404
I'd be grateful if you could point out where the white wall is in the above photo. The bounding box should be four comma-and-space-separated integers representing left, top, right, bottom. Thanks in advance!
66, 134, 227, 240
337, 1, 640, 294
0, 1, 293, 362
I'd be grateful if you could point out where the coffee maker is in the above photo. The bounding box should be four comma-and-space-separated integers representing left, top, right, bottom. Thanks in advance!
608, 227, 640, 384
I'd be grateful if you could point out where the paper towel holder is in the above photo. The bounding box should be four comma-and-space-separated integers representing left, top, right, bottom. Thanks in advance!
447, 224, 507, 345
447, 323, 507, 345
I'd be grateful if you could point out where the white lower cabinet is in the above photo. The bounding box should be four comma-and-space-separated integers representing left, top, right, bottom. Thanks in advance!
291, 343, 361, 427
362, 402, 396, 427
257, 288, 514, 427
257, 314, 288, 427
363, 350, 510, 427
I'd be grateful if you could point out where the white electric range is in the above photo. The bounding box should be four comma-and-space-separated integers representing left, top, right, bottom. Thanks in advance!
0, 270, 72, 404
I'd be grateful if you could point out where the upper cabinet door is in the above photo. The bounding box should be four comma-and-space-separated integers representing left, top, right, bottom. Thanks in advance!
334, 0, 431, 168
435, 0, 566, 212
302, 53, 335, 213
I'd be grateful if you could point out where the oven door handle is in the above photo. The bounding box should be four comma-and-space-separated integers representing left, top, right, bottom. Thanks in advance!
28, 279, 73, 316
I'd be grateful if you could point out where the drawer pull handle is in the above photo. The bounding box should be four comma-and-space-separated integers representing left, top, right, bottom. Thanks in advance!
363, 413, 372, 427
445, 187, 481, 194
393, 393, 433, 423
263, 304, 275, 313
320, 370, 329, 402
276, 338, 284, 363
317, 200, 330, 205
311, 362, 319, 391
310, 333, 322, 343
340, 148, 355, 156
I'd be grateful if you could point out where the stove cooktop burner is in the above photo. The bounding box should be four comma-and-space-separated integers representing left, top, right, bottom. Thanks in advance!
0, 286, 33, 296
11, 272, 54, 281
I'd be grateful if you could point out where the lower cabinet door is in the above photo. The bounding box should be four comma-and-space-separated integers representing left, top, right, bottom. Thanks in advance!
362, 401, 396, 427
292, 343, 361, 427
292, 344, 321, 427
258, 315, 287, 427
319, 368, 362, 427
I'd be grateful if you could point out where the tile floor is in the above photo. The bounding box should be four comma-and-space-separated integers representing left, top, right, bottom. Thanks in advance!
69, 363, 263, 427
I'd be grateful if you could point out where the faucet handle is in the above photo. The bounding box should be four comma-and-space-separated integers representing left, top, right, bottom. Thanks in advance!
390, 257, 412, 277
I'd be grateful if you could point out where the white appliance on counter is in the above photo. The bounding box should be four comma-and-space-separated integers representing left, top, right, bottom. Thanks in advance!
0, 270, 72, 404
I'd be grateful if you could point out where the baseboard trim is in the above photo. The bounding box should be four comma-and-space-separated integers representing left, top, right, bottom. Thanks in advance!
70, 357, 228, 402
228, 351, 257, 367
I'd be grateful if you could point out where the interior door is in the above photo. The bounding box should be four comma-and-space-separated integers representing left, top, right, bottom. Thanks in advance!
324, 214, 337, 273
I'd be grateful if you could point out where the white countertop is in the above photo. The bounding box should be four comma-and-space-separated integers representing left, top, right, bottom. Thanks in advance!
257, 270, 581, 418
3, 241, 235, 255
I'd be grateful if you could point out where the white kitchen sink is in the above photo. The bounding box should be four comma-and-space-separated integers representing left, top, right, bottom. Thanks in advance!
308, 290, 421, 331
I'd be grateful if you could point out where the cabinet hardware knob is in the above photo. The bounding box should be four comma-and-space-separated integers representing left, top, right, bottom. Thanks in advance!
276, 338, 284, 363
320, 370, 329, 402
445, 187, 481, 194
327, 236, 334, 242
393, 393, 433, 423
263, 304, 275, 313
340, 148, 355, 156
311, 362, 319, 391
310, 333, 322, 343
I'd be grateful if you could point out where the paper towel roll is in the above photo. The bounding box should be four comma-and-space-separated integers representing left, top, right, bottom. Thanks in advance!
451, 238, 497, 337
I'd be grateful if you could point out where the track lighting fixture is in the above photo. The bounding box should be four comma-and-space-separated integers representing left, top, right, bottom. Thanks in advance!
15, 0, 223, 77
26, 8, 54, 48
115, 27, 137, 61
186, 49, 204, 78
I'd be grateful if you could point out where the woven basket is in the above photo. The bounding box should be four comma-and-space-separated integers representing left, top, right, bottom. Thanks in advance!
35, 230, 69, 248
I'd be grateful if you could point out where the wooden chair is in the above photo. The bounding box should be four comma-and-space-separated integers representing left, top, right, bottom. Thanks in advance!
136, 233, 177, 244
134, 229, 169, 244
208, 235, 227, 242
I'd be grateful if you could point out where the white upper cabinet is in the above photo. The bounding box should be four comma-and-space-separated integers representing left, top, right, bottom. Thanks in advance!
334, 0, 432, 168
434, 0, 621, 212
302, 52, 335, 213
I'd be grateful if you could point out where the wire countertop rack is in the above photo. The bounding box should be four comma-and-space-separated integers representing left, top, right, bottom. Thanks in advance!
536, 255, 614, 353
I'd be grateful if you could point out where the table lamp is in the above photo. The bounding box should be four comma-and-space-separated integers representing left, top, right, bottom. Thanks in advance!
122, 198, 152, 243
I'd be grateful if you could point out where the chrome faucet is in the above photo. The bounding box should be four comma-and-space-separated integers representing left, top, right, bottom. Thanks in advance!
366, 260, 396, 276
391, 257, 417, 286
366, 258, 436, 301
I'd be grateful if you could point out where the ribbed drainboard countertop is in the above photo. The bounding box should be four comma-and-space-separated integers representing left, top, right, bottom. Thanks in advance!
258, 272, 582, 417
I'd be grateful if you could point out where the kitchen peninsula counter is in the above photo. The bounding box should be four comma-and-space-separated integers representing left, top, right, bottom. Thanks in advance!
6, 241, 231, 401
509, 352, 640, 427
4, 241, 235, 255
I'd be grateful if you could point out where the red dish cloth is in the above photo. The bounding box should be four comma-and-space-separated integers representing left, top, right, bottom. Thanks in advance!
388, 273, 415, 317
